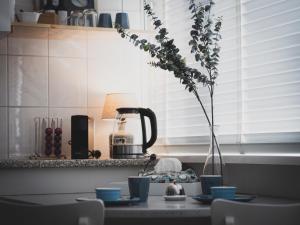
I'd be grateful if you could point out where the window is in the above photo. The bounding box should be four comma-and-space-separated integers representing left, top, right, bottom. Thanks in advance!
150, 0, 300, 146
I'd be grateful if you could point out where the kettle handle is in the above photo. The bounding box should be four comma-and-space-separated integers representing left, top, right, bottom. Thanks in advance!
139, 108, 157, 154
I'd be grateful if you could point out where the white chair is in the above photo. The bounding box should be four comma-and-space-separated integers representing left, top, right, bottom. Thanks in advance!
211, 199, 300, 225
0, 199, 105, 225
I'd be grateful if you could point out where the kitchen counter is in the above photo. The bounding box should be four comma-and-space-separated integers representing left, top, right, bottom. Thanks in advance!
0, 159, 156, 169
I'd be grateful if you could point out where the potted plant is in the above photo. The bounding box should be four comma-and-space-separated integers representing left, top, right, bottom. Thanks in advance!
117, 0, 224, 191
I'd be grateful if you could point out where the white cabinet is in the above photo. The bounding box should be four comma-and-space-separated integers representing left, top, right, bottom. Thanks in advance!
0, 0, 14, 32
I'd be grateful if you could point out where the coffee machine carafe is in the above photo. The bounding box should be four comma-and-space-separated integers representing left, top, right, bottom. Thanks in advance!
110, 108, 157, 159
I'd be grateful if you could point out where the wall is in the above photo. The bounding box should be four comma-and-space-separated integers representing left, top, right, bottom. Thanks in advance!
0, 25, 151, 160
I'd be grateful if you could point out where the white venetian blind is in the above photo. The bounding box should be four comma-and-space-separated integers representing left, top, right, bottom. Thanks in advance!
149, 0, 300, 145
241, 0, 300, 143
161, 0, 241, 145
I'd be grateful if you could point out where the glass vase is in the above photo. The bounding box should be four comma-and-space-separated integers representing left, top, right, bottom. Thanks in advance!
202, 125, 224, 176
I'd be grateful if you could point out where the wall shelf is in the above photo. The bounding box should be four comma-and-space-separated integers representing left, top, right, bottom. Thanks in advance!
12, 22, 152, 34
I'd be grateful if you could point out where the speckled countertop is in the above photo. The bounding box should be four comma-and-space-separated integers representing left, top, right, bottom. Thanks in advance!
0, 159, 156, 169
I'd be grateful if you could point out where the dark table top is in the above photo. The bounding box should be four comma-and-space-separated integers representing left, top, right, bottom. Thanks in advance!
0, 193, 298, 219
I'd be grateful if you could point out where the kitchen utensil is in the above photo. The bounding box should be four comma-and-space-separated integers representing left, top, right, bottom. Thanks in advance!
110, 107, 157, 159
83, 9, 97, 27
70, 10, 83, 26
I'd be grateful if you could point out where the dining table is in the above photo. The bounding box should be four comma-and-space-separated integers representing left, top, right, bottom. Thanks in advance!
0, 193, 298, 225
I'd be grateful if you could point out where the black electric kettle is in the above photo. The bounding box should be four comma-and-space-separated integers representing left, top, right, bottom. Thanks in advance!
110, 107, 157, 159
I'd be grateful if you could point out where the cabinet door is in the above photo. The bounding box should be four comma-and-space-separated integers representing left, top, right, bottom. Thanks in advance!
0, 0, 12, 32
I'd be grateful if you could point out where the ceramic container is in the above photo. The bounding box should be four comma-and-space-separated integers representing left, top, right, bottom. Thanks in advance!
211, 186, 236, 199
95, 188, 121, 201
18, 12, 41, 23
200, 175, 222, 194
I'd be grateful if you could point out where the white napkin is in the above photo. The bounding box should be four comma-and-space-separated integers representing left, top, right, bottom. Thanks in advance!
154, 158, 182, 173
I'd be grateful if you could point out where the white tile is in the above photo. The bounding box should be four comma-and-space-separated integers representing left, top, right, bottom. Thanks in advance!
97, 0, 122, 11
128, 11, 143, 30
8, 26, 48, 56
88, 30, 121, 59
0, 55, 7, 106
49, 28, 87, 58
8, 56, 48, 107
49, 107, 88, 159
49, 57, 87, 107
9, 107, 48, 159
123, 0, 142, 12
0, 107, 8, 159
0, 34, 7, 55
87, 38, 142, 107
88, 107, 112, 159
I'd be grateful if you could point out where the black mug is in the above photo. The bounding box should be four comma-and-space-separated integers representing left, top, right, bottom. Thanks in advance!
98, 13, 112, 28
115, 12, 129, 29
128, 176, 150, 202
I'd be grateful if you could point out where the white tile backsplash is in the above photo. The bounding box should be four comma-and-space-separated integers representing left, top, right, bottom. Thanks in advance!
9, 107, 48, 159
97, 0, 122, 11
49, 29, 87, 58
0, 55, 7, 106
49, 107, 88, 159
49, 57, 87, 107
88, 31, 121, 59
8, 56, 48, 107
3, 18, 147, 158
0, 107, 8, 159
123, 0, 142, 12
128, 11, 143, 30
88, 36, 142, 107
8, 26, 48, 56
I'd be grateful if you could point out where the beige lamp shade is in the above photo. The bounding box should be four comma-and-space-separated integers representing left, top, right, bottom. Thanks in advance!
102, 93, 138, 119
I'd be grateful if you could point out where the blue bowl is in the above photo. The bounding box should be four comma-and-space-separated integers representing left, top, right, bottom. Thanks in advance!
211, 186, 236, 200
95, 188, 121, 201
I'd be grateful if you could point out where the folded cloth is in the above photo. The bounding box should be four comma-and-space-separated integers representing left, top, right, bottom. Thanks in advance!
154, 158, 182, 173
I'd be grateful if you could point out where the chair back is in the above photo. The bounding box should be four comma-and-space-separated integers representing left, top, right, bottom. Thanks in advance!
211, 199, 300, 225
0, 199, 104, 225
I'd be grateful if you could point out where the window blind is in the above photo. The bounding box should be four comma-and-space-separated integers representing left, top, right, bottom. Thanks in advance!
160, 0, 241, 145
149, 0, 300, 145
241, 0, 300, 143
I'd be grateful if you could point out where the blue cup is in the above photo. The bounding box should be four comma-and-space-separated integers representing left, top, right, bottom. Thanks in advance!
115, 12, 129, 29
200, 175, 222, 195
211, 186, 236, 199
95, 188, 121, 201
128, 176, 150, 202
98, 13, 113, 28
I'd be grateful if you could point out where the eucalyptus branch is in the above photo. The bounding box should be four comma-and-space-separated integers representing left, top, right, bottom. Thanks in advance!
117, 0, 223, 176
